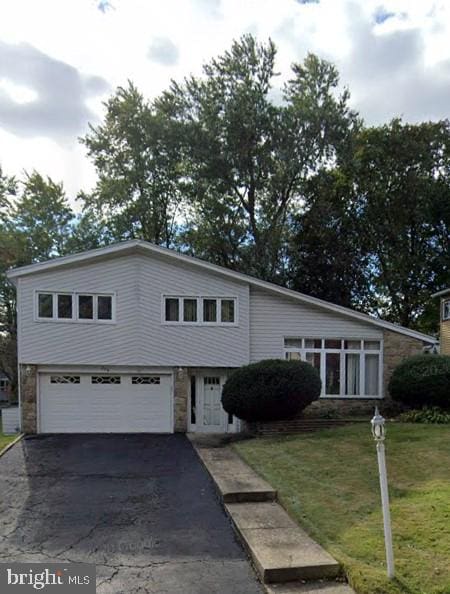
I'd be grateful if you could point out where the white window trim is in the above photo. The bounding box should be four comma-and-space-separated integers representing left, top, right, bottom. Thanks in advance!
161, 295, 239, 327
34, 290, 116, 324
283, 337, 383, 399
443, 299, 450, 321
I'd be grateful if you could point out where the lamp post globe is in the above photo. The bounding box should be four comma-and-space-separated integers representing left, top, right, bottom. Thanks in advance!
371, 406, 386, 441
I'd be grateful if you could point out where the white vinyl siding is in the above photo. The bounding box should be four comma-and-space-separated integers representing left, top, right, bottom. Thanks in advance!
249, 288, 382, 362
18, 254, 250, 367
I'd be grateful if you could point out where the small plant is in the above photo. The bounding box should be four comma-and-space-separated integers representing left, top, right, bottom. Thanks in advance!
397, 406, 450, 424
389, 354, 450, 410
221, 359, 321, 422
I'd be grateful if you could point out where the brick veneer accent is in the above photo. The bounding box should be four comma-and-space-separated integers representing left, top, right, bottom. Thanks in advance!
20, 364, 37, 434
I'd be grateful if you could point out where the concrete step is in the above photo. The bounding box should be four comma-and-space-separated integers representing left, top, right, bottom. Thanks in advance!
195, 446, 277, 503
226, 502, 340, 584
265, 581, 355, 593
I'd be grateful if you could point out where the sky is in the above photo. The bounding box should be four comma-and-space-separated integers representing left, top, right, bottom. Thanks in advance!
1, 0, 450, 208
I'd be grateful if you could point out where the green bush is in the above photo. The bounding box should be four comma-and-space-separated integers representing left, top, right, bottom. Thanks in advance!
389, 354, 450, 410
221, 359, 321, 422
397, 406, 450, 424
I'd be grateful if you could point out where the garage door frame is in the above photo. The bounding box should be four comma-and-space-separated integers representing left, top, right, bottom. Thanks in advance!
37, 366, 174, 434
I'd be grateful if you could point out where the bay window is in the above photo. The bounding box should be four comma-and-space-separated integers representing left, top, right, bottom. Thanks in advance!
285, 338, 382, 398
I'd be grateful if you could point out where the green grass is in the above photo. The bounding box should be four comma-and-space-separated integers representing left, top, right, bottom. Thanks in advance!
0, 418, 17, 453
234, 424, 450, 594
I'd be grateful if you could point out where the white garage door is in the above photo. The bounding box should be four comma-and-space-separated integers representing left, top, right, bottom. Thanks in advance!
39, 372, 173, 433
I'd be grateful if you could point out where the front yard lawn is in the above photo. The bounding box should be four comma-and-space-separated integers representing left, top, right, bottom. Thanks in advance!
235, 424, 450, 594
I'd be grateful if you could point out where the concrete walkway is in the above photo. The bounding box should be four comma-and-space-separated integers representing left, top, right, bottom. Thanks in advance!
191, 438, 355, 594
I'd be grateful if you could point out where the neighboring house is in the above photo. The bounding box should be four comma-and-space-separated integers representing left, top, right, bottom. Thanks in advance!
6, 240, 436, 435
0, 373, 10, 402
432, 288, 450, 355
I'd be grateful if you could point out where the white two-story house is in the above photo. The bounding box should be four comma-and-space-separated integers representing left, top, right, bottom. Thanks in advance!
7, 240, 436, 434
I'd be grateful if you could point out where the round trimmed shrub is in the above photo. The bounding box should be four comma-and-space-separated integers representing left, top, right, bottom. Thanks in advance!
389, 354, 450, 410
221, 359, 321, 422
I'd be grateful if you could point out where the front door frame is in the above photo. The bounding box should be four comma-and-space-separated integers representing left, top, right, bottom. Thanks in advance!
188, 371, 240, 433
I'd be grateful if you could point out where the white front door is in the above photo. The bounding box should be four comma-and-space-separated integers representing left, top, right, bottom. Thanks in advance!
201, 376, 224, 432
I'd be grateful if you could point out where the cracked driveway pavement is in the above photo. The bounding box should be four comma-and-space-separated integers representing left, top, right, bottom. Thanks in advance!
0, 434, 263, 594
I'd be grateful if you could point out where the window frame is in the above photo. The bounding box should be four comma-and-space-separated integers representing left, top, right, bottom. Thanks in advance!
35, 291, 116, 324
283, 337, 383, 399
162, 295, 238, 326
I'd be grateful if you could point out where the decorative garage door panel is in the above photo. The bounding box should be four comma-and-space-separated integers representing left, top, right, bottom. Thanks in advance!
39, 373, 173, 433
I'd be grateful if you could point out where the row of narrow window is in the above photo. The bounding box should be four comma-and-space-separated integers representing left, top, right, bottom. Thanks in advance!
50, 375, 161, 385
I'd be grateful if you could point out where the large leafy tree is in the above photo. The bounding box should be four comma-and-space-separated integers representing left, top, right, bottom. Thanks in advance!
81, 83, 185, 247
349, 119, 450, 329
156, 35, 359, 280
288, 169, 371, 309
0, 171, 76, 396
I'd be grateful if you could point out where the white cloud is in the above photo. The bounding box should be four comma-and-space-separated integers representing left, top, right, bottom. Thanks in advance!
0, 0, 449, 208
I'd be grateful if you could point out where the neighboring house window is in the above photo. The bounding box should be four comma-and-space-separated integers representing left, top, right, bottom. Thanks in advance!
443, 299, 450, 321
36, 292, 114, 322
284, 338, 382, 398
0, 378, 9, 390
163, 296, 237, 325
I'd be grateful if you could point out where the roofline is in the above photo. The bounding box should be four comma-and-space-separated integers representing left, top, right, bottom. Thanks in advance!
432, 288, 450, 298
6, 239, 437, 344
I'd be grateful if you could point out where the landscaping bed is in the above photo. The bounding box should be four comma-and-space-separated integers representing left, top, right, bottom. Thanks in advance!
234, 423, 450, 594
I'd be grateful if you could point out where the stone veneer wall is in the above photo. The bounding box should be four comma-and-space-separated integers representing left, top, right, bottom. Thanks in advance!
382, 329, 425, 398
173, 367, 189, 432
20, 363, 38, 434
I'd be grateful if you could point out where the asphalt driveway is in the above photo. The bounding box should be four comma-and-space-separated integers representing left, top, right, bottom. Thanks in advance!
0, 434, 263, 594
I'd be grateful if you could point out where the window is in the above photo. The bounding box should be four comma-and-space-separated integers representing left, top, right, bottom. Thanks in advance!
365, 354, 379, 396
443, 299, 450, 321
91, 376, 121, 384
183, 299, 197, 322
78, 295, 93, 319
164, 296, 237, 325
190, 376, 196, 425
36, 292, 114, 323
203, 299, 217, 323
98, 295, 112, 320
325, 353, 340, 395
38, 293, 53, 318
57, 294, 72, 319
131, 376, 161, 385
221, 299, 235, 323
50, 375, 80, 384
165, 298, 179, 322
283, 337, 382, 398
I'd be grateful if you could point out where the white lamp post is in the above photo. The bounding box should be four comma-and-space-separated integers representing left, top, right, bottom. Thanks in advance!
371, 407, 395, 579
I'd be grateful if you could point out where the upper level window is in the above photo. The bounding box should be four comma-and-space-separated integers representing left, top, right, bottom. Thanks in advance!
284, 337, 382, 398
36, 292, 114, 323
38, 293, 53, 318
443, 299, 450, 321
163, 296, 237, 325
78, 295, 93, 319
